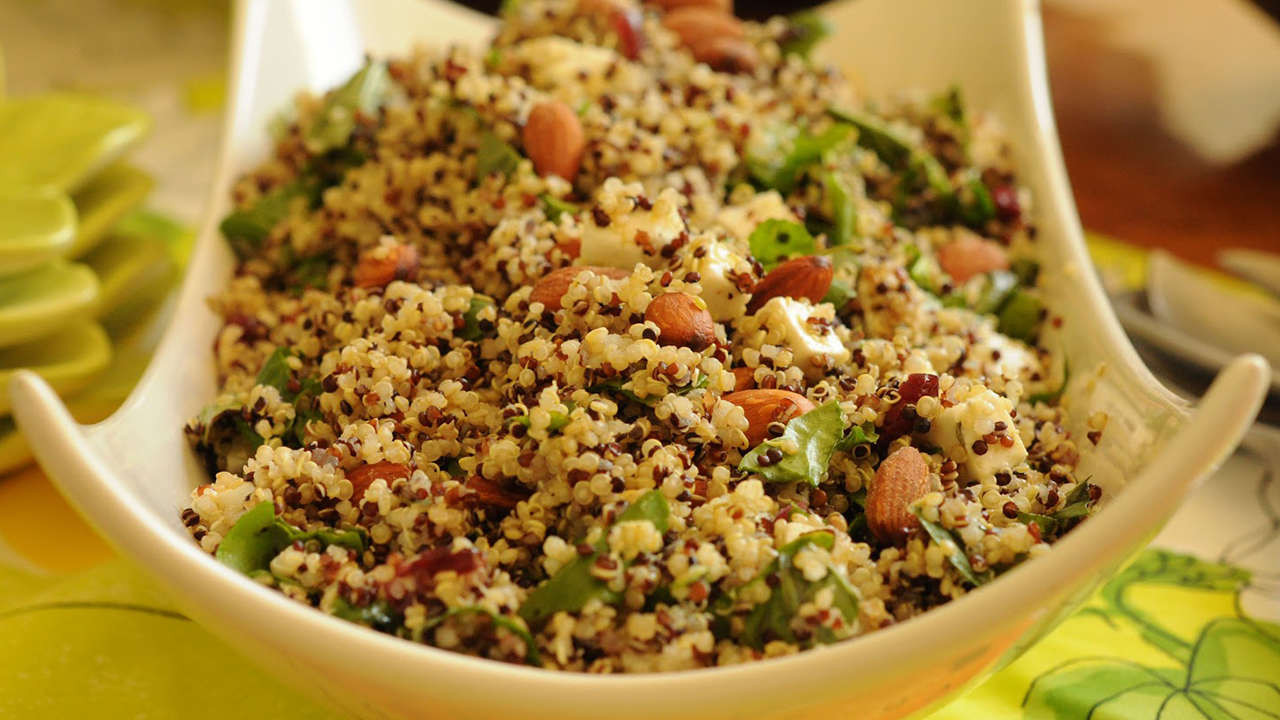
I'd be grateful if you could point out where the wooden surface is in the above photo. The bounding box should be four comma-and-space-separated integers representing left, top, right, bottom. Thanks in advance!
1043, 5, 1279, 268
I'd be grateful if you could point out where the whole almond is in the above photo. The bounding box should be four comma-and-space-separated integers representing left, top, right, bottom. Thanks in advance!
867, 446, 930, 545
723, 389, 816, 446
747, 255, 834, 313
530, 265, 630, 309
937, 230, 1009, 285
647, 0, 732, 12
730, 366, 755, 392
523, 101, 586, 181
662, 6, 745, 49
347, 461, 412, 501
645, 292, 715, 350
354, 243, 418, 288
688, 36, 759, 74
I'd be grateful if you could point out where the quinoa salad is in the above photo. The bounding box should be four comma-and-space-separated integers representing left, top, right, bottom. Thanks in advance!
181, 0, 1104, 672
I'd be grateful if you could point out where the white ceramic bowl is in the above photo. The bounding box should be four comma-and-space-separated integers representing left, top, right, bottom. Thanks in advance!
11, 1, 1271, 718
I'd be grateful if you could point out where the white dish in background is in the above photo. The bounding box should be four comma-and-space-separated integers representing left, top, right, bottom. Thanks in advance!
9, 1, 1270, 719
1113, 292, 1280, 395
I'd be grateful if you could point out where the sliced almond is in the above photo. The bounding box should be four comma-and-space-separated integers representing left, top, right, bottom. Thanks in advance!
530, 265, 630, 310
747, 255, 833, 313
354, 243, 419, 289
730, 366, 755, 392
723, 389, 816, 446
867, 446, 930, 545
662, 6, 745, 50
645, 292, 715, 350
523, 100, 586, 181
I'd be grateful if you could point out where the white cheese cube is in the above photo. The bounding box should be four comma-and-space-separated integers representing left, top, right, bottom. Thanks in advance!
927, 387, 1027, 483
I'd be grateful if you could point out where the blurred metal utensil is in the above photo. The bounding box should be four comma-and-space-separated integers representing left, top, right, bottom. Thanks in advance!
1219, 247, 1280, 298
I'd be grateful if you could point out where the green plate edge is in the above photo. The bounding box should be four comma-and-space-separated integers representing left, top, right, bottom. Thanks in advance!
0, 93, 150, 194
69, 163, 154, 258
0, 260, 99, 348
0, 321, 112, 415
0, 189, 76, 277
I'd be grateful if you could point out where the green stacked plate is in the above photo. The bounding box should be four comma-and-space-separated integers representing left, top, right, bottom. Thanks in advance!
0, 65, 187, 473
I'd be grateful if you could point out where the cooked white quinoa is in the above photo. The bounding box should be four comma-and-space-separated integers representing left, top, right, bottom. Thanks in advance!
182, 0, 1101, 672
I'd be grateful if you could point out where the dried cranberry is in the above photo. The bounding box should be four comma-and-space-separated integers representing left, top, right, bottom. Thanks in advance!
991, 183, 1021, 223
611, 6, 645, 60
878, 373, 940, 450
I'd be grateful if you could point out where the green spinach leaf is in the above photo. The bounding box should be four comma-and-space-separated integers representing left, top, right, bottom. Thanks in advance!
746, 123, 852, 194
779, 11, 833, 60
304, 61, 391, 154
219, 182, 308, 259
720, 530, 859, 650
477, 131, 522, 177
332, 597, 401, 632
909, 505, 992, 587
996, 288, 1043, 342
216, 501, 367, 577
518, 490, 669, 627
423, 606, 541, 664
828, 107, 953, 203
748, 219, 817, 269
457, 296, 495, 341
540, 194, 580, 222
739, 400, 844, 487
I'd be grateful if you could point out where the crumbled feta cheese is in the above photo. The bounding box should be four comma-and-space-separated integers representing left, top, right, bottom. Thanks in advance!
714, 191, 797, 242
513, 36, 617, 91
580, 189, 687, 269
927, 387, 1027, 482
759, 297, 851, 380
679, 236, 756, 321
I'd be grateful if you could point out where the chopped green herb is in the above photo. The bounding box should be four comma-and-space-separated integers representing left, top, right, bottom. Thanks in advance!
834, 423, 878, 452
1018, 479, 1096, 536
477, 131, 522, 177
957, 171, 995, 226
509, 402, 575, 433
746, 123, 852, 194
422, 607, 541, 664
219, 182, 306, 259
1010, 257, 1040, 286
931, 86, 966, 125
822, 278, 857, 310
748, 219, 816, 269
997, 289, 1043, 342
216, 501, 367, 576
540, 194, 580, 222
254, 347, 324, 447
829, 107, 954, 205
457, 296, 494, 341
1027, 358, 1069, 406
972, 270, 1019, 315
715, 530, 859, 650
909, 505, 992, 587
519, 490, 670, 627
821, 170, 857, 246
304, 61, 391, 155
740, 400, 844, 487
779, 11, 833, 60
332, 597, 401, 633
904, 244, 945, 295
